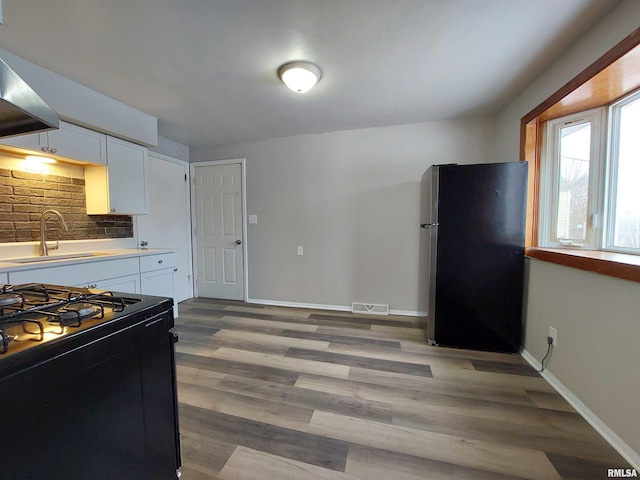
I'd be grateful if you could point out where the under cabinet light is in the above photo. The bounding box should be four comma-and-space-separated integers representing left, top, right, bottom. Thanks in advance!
25, 155, 56, 164
23, 155, 56, 172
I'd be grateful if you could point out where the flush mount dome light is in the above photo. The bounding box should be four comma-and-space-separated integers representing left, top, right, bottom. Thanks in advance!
277, 61, 322, 93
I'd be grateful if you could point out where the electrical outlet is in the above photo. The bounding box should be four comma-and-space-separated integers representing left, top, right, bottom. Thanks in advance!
549, 326, 558, 346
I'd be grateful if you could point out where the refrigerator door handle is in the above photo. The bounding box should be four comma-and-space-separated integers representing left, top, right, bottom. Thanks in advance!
420, 223, 439, 228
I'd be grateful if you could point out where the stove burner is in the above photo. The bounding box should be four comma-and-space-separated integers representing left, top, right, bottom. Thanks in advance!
0, 293, 22, 308
48, 303, 102, 327
0, 330, 16, 354
61, 303, 99, 320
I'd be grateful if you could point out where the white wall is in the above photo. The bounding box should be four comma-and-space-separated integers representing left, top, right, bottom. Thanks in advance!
150, 136, 190, 162
523, 259, 640, 464
495, 1, 640, 164
191, 117, 497, 314
496, 0, 640, 466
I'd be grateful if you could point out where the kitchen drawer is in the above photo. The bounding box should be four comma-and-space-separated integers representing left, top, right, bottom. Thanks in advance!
140, 252, 176, 273
92, 274, 140, 294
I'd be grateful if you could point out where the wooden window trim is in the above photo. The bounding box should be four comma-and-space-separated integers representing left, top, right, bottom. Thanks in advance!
521, 27, 640, 283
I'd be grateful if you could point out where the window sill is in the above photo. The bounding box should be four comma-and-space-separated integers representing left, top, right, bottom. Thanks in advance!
525, 247, 640, 283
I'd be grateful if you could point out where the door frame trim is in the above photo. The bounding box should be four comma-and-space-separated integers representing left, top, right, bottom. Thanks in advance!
190, 158, 248, 301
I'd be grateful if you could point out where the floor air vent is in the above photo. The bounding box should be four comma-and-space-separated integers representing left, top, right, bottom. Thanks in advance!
351, 303, 389, 315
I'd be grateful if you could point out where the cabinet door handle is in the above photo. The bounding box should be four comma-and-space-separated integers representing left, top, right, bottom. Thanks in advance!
50, 148, 57, 154
41, 146, 49, 152
173, 268, 178, 272
158, 259, 163, 264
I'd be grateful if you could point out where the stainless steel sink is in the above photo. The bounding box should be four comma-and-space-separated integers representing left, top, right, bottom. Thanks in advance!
3, 253, 108, 264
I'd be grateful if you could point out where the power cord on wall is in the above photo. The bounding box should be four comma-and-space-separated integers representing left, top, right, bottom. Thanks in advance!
537, 336, 554, 373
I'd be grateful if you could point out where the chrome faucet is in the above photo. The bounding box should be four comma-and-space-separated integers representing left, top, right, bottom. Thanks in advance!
39, 210, 69, 256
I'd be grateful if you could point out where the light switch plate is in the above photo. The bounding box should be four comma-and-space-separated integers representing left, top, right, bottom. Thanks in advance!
297, 246, 303, 256
249, 215, 257, 224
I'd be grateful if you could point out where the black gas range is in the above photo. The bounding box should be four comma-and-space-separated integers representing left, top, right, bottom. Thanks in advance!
0, 283, 181, 480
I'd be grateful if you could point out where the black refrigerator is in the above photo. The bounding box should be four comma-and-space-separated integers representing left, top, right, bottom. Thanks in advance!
419, 162, 527, 353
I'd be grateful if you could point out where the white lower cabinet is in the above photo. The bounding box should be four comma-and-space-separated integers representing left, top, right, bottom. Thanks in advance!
140, 252, 177, 317
5, 252, 176, 313
8, 258, 141, 294
140, 269, 174, 297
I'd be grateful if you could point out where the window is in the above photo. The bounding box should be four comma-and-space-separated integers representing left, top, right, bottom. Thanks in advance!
540, 89, 640, 254
606, 92, 640, 251
541, 109, 603, 249
521, 29, 640, 281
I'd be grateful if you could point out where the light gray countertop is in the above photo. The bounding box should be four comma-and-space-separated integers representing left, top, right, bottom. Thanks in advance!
0, 248, 173, 274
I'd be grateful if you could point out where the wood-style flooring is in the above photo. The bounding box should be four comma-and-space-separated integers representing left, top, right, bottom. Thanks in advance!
174, 298, 631, 479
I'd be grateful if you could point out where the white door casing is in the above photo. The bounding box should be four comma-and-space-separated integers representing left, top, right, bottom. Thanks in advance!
193, 162, 245, 300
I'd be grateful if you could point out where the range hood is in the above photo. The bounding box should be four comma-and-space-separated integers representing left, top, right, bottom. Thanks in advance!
0, 58, 59, 138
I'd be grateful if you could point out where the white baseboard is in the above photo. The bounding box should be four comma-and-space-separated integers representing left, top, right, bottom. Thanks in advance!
247, 298, 351, 312
521, 349, 640, 470
389, 309, 422, 317
246, 298, 422, 317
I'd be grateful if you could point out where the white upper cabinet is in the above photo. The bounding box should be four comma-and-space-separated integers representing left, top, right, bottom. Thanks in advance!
1, 121, 107, 165
1, 120, 149, 216
85, 136, 149, 215
0, 131, 41, 151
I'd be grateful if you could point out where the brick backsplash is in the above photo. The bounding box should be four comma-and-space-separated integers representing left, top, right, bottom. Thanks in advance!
0, 168, 133, 243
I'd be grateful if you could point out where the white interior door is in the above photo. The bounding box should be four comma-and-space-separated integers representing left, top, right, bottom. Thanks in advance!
194, 163, 244, 300
136, 153, 193, 304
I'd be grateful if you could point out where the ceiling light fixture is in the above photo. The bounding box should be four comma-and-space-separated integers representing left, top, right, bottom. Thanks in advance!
277, 61, 322, 94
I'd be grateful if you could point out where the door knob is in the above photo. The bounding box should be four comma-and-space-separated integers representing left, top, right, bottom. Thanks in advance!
235, 239, 242, 245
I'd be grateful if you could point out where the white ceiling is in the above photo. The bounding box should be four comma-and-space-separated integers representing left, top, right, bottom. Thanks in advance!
0, 0, 621, 148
